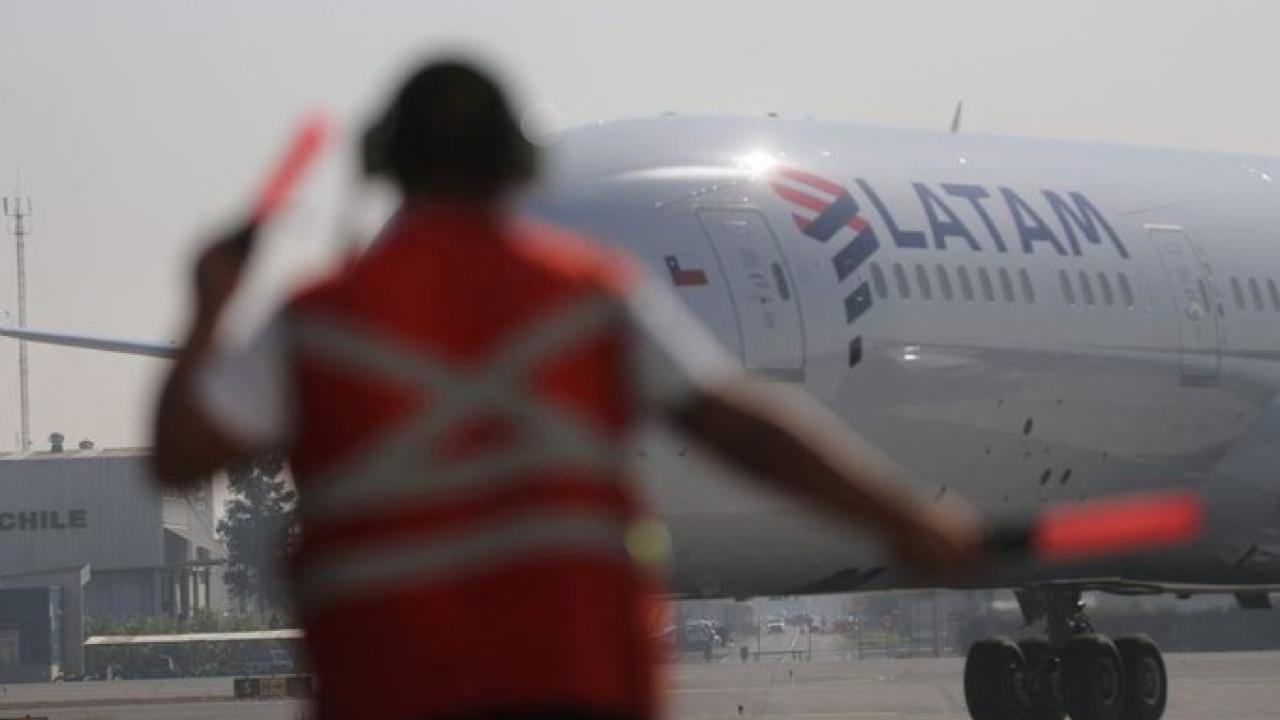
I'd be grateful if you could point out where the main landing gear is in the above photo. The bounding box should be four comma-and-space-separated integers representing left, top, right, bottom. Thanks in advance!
963, 587, 1167, 720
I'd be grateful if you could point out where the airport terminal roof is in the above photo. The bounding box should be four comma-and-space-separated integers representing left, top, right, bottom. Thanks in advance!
84, 629, 304, 646
0, 447, 152, 461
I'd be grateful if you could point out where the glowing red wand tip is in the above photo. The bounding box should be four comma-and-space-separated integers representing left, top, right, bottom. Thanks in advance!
251, 111, 331, 225
1034, 491, 1203, 561
986, 491, 1204, 562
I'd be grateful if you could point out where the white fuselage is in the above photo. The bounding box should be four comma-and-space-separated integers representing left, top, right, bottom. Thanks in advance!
527, 115, 1280, 599
5, 114, 1279, 602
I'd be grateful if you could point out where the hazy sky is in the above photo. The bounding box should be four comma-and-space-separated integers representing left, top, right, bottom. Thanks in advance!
0, 0, 1277, 451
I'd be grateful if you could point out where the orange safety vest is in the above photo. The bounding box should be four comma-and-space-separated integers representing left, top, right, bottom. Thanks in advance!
284, 204, 663, 720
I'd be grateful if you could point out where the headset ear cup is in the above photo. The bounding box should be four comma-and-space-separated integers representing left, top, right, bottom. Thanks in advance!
361, 111, 395, 178
503, 115, 536, 186
511, 134, 536, 184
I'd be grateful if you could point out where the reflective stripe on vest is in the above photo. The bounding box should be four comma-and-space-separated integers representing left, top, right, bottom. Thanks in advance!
294, 507, 629, 612
293, 295, 625, 521
290, 293, 633, 612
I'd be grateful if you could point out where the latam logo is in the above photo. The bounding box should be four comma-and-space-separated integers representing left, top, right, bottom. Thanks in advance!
770, 168, 1129, 368
776, 171, 1129, 259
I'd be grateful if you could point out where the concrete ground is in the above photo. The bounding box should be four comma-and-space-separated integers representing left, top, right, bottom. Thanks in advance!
1, 631, 1277, 719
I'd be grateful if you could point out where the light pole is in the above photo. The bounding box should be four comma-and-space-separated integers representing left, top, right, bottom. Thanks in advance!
3, 196, 31, 452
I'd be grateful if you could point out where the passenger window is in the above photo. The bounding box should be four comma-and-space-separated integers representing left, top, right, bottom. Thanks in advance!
893, 263, 911, 299
870, 263, 888, 299
1268, 279, 1280, 311
1249, 277, 1265, 311
1077, 270, 1095, 306
977, 267, 995, 303
1117, 273, 1135, 307
1018, 269, 1035, 304
1059, 270, 1075, 306
935, 265, 954, 301
957, 266, 975, 302
1097, 272, 1114, 307
998, 268, 1015, 303
915, 265, 933, 300
1230, 277, 1246, 311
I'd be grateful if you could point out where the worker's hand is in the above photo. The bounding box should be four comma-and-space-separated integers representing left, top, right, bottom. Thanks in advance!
881, 496, 986, 580
191, 226, 251, 326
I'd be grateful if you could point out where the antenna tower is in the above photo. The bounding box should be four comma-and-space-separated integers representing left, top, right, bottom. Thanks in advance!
4, 196, 31, 452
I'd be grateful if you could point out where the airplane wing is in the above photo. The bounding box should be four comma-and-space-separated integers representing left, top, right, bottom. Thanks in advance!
0, 325, 177, 360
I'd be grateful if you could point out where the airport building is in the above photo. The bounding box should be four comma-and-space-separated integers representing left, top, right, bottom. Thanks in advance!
0, 447, 227, 680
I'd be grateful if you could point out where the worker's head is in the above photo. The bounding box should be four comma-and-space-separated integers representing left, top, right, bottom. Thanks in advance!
362, 59, 536, 199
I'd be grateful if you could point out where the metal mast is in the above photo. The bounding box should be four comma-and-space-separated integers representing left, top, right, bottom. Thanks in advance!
4, 196, 31, 451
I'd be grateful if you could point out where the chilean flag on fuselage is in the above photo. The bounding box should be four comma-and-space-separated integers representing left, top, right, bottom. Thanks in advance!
665, 254, 709, 287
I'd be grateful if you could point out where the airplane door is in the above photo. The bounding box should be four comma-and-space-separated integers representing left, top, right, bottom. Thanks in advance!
697, 209, 805, 379
1147, 225, 1220, 379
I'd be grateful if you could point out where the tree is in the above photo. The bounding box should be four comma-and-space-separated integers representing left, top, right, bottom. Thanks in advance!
217, 453, 298, 615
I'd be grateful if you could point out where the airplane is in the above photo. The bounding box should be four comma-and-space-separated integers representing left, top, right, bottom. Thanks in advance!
6, 113, 1280, 720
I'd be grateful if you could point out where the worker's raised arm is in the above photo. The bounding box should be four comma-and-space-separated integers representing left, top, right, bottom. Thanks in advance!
671, 376, 983, 575
152, 236, 270, 486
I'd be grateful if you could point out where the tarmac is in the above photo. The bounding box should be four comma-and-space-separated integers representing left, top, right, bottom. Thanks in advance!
1, 631, 1277, 719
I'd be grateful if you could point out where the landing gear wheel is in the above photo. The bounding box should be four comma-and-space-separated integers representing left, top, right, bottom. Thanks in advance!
964, 637, 1029, 720
1061, 635, 1124, 720
1114, 635, 1166, 720
1018, 638, 1065, 720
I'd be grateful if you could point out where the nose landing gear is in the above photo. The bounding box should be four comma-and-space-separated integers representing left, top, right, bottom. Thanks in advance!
962, 587, 1167, 720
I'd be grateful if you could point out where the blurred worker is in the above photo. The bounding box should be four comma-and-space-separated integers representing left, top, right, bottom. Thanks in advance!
152, 59, 984, 720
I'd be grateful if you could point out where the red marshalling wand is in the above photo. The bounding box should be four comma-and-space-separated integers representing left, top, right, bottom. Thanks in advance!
231, 111, 332, 255
985, 491, 1204, 562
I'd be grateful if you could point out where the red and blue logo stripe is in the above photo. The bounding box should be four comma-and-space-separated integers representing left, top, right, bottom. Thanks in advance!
770, 168, 881, 368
